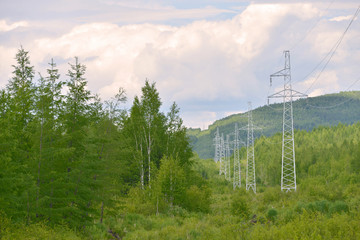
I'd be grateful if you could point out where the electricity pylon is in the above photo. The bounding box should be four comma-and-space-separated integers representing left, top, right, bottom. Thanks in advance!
233, 123, 241, 189
244, 102, 256, 193
213, 127, 221, 162
268, 50, 307, 192
219, 133, 225, 175
225, 134, 231, 181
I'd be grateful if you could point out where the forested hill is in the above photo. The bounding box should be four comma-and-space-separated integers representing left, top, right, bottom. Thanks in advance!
188, 91, 360, 159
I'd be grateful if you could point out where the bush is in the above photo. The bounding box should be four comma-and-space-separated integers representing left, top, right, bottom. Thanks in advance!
231, 189, 250, 219
184, 185, 211, 213
267, 208, 278, 221
314, 200, 330, 213
329, 201, 349, 215
262, 187, 282, 203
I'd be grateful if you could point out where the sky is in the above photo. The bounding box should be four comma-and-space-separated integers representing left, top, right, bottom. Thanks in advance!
0, 0, 359, 129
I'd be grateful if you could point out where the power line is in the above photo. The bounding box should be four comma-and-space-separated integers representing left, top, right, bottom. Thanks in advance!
305, 96, 355, 109
305, 76, 360, 109
304, 5, 360, 94
289, 0, 335, 51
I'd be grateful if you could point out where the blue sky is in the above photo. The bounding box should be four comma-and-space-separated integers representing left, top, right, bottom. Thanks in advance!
0, 0, 359, 129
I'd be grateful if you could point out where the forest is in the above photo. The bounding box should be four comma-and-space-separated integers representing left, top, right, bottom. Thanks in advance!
0, 48, 359, 239
188, 91, 360, 159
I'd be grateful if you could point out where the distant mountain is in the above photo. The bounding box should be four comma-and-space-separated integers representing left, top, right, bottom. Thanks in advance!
187, 91, 360, 159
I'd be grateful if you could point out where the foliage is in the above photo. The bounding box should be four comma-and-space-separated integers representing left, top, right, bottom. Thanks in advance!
0, 48, 194, 236
1, 47, 360, 239
189, 91, 360, 159
231, 188, 251, 219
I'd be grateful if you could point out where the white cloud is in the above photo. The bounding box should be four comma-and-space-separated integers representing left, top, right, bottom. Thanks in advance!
0, 46, 17, 86
225, 110, 242, 116
0, 2, 359, 128
300, 70, 340, 97
182, 111, 217, 130
0, 20, 28, 32
329, 15, 354, 22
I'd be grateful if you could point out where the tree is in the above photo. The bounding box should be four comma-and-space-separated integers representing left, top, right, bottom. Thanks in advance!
61, 57, 95, 227
140, 80, 166, 188
124, 96, 146, 188
32, 59, 65, 222
91, 88, 127, 223
166, 102, 192, 166
5, 47, 37, 223
155, 157, 186, 209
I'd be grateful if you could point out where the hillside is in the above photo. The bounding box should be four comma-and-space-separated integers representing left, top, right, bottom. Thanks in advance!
188, 91, 360, 159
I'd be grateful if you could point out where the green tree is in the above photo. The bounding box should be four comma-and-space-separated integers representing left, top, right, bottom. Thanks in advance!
166, 102, 192, 166
90, 88, 127, 223
155, 157, 186, 209
61, 57, 95, 227
32, 59, 65, 222
124, 96, 146, 188
140, 80, 166, 188
5, 47, 37, 223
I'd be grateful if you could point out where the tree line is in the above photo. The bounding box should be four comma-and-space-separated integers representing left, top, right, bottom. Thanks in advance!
0, 47, 209, 230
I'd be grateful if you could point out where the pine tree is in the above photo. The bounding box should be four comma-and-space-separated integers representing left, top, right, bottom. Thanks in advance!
61, 57, 94, 226
91, 88, 128, 223
32, 59, 65, 222
5, 47, 37, 223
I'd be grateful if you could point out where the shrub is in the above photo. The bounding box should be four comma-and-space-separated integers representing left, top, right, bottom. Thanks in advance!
231, 189, 250, 219
329, 201, 349, 215
267, 208, 278, 221
184, 185, 211, 213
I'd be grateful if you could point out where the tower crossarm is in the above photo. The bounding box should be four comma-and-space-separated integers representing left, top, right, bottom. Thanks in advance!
270, 68, 289, 78
268, 89, 307, 99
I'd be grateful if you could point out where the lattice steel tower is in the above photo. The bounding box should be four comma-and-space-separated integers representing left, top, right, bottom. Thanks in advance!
225, 134, 231, 181
219, 133, 225, 175
213, 127, 221, 162
233, 123, 241, 189
268, 50, 307, 192
245, 102, 256, 193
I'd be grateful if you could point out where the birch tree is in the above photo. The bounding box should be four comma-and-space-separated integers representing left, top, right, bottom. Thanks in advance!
140, 80, 166, 188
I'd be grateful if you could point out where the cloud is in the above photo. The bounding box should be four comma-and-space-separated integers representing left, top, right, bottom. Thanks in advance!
0, 2, 359, 129
300, 70, 340, 97
0, 20, 28, 32
0, 4, 325, 101
0, 0, 235, 26
0, 46, 17, 86
182, 110, 217, 130
329, 15, 354, 22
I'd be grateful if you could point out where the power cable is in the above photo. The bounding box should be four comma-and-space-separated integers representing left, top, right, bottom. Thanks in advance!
304, 5, 360, 94
305, 76, 360, 109
289, 0, 335, 51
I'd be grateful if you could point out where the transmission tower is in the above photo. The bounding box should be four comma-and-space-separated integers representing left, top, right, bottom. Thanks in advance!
268, 50, 307, 192
233, 123, 241, 189
244, 102, 256, 193
224, 134, 231, 181
213, 127, 221, 162
219, 133, 225, 175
